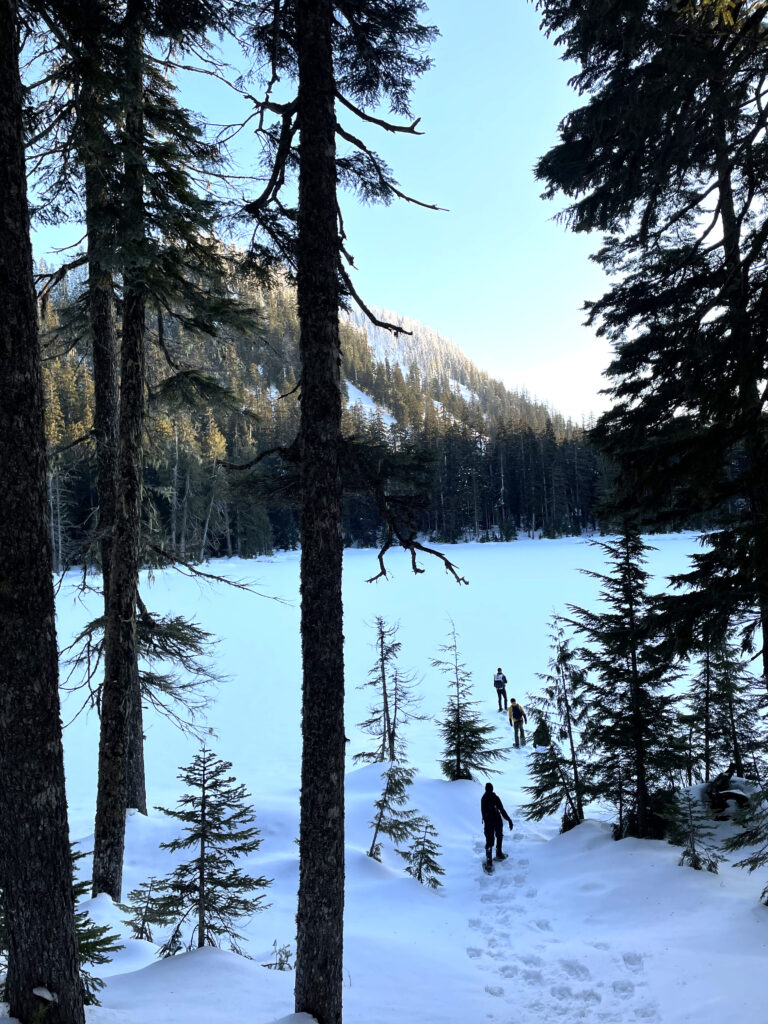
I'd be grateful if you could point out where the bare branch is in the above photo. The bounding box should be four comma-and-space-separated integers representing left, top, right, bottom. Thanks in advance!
215, 441, 297, 473
338, 262, 411, 335
336, 91, 423, 135
335, 123, 446, 211
148, 544, 292, 603
49, 429, 95, 457
36, 254, 88, 303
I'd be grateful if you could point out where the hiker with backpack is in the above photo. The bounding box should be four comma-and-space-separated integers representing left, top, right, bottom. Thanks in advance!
493, 667, 508, 712
508, 698, 528, 748
481, 781, 513, 866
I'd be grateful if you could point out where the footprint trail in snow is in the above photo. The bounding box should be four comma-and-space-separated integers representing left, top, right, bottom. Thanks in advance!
467, 822, 660, 1023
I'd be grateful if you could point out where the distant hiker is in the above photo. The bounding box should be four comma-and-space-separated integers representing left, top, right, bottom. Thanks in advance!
493, 668, 508, 712
508, 699, 528, 748
481, 782, 513, 864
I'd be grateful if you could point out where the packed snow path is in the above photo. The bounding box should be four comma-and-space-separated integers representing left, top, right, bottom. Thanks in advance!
467, 818, 660, 1023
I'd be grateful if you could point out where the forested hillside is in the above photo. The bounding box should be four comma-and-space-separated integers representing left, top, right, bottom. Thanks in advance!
42, 267, 608, 569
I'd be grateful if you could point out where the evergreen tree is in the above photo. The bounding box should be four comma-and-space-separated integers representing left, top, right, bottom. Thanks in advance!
121, 877, 170, 943
354, 617, 424, 764
569, 529, 681, 838
397, 820, 444, 889
153, 747, 271, 955
680, 633, 765, 783
524, 617, 587, 827
722, 789, 768, 903
367, 763, 424, 861
523, 745, 582, 833
536, 0, 768, 683
71, 848, 123, 1005
667, 791, 723, 874
0, 2, 85, 1019
434, 621, 508, 781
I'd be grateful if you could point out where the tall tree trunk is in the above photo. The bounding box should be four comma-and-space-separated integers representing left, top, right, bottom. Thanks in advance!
0, 5, 85, 1020
714, 111, 768, 688
180, 467, 190, 561
199, 461, 218, 561
560, 682, 583, 820
198, 766, 207, 947
703, 643, 712, 783
293, 2, 346, 1020
726, 692, 744, 778
171, 424, 179, 554
82, 88, 119, 605
93, 0, 148, 899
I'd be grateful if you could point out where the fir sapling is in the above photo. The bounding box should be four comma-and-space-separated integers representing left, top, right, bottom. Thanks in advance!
154, 747, 271, 956
397, 819, 445, 889
667, 791, 723, 874
434, 619, 507, 781
71, 848, 124, 1005
354, 616, 425, 765
367, 763, 423, 861
121, 877, 175, 943
722, 786, 768, 902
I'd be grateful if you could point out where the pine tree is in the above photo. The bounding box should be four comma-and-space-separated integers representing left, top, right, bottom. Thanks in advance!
536, 0, 768, 683
397, 820, 444, 889
569, 529, 681, 838
354, 617, 424, 764
154, 748, 271, 955
680, 633, 766, 783
367, 763, 423, 861
722, 789, 768, 902
121, 877, 171, 943
434, 621, 508, 781
667, 791, 723, 874
71, 848, 123, 1005
523, 617, 587, 828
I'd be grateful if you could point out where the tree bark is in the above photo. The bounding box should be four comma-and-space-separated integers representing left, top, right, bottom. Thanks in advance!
293, 2, 346, 1021
93, 0, 148, 899
0, 5, 85, 1020
82, 86, 119, 605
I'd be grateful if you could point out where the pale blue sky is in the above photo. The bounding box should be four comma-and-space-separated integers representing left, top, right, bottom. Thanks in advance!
333, 1, 612, 422
32, 2, 611, 422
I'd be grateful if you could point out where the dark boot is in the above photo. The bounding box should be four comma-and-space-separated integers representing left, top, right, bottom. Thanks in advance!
495, 849, 507, 861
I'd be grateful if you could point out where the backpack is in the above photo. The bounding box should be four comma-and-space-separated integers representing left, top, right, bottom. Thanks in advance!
494, 673, 505, 689
511, 703, 524, 721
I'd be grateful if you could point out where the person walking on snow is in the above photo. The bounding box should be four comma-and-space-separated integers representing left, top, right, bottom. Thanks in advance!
508, 698, 528, 748
481, 782, 513, 864
493, 667, 508, 712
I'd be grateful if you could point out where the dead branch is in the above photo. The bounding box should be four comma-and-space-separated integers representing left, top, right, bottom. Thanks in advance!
36, 254, 88, 303
50, 429, 95, 457
336, 91, 423, 135
338, 262, 411, 335
148, 543, 292, 603
215, 441, 297, 472
335, 123, 446, 212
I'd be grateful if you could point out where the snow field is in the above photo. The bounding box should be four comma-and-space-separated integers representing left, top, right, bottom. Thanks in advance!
24, 533, 766, 1024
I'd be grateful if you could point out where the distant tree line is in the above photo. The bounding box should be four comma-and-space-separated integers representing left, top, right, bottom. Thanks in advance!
40, 269, 608, 570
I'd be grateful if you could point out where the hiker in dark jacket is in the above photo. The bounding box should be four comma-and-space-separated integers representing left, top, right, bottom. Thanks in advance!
493, 667, 508, 712
481, 782, 513, 863
508, 698, 528, 748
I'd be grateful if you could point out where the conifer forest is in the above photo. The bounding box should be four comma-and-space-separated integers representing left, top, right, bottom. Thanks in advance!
4, 2, 768, 1024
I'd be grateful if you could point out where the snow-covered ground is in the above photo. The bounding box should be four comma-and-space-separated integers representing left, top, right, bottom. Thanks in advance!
9, 534, 768, 1024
